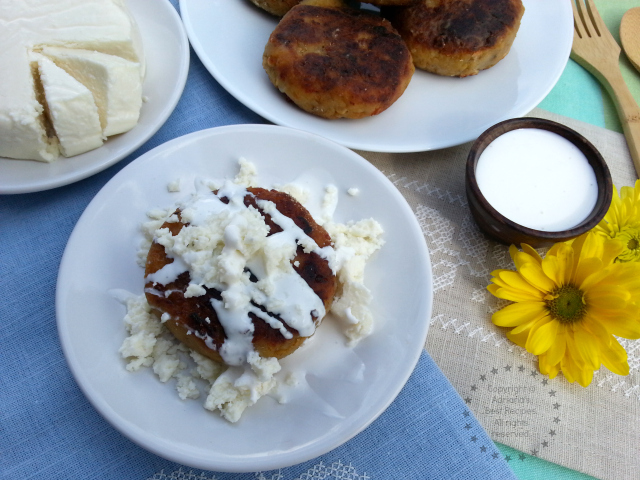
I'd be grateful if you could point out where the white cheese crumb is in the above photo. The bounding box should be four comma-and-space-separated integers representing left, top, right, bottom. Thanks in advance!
326, 218, 384, 344
184, 283, 206, 298
233, 157, 258, 187
275, 183, 310, 205
204, 365, 277, 423
347, 187, 360, 196
118, 294, 162, 371
176, 373, 200, 400
160, 312, 171, 323
318, 184, 338, 225
167, 178, 181, 192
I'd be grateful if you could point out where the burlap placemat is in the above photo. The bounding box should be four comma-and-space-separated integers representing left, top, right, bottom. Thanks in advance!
356, 107, 639, 480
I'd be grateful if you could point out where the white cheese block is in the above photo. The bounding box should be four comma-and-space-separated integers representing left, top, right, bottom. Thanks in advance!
0, 0, 144, 162
1, 0, 144, 64
43, 47, 142, 137
36, 56, 104, 158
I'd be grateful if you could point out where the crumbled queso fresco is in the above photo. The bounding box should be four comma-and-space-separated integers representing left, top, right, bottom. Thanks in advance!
118, 158, 384, 423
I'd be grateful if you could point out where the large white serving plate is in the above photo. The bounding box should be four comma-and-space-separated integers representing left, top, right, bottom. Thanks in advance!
179, 0, 572, 153
0, 0, 190, 194
56, 124, 433, 472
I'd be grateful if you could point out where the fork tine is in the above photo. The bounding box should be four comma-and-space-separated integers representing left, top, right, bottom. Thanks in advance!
584, 0, 604, 37
572, 0, 591, 38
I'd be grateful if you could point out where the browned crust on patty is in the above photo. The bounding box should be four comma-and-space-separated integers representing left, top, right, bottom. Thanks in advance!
144, 188, 337, 364
249, 0, 301, 17
367, 0, 417, 5
263, 2, 414, 119
384, 0, 524, 77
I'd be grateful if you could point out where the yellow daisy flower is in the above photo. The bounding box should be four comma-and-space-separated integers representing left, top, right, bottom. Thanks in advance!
594, 179, 640, 262
488, 232, 640, 387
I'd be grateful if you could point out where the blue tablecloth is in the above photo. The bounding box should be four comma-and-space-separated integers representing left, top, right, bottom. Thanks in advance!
0, 2, 516, 478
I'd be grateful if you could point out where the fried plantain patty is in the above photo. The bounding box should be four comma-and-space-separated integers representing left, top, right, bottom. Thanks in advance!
383, 0, 524, 77
366, 0, 417, 5
262, 0, 414, 119
248, 0, 301, 17
144, 188, 337, 365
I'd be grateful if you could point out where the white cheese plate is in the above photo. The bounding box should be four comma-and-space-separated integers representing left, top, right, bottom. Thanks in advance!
0, 0, 189, 194
179, 0, 572, 153
56, 124, 433, 472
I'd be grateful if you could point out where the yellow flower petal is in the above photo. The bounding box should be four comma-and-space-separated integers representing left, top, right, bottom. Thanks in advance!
553, 243, 575, 285
560, 355, 577, 383
574, 257, 603, 288
577, 231, 603, 261
577, 366, 594, 387
510, 312, 551, 336
545, 326, 566, 366
541, 256, 560, 286
565, 333, 586, 368
511, 248, 542, 270
497, 270, 544, 297
601, 237, 625, 265
582, 314, 610, 342
527, 318, 559, 355
521, 244, 543, 264
600, 338, 629, 376
492, 302, 547, 328
490, 286, 542, 303
506, 329, 528, 348
573, 326, 600, 370
519, 262, 556, 292
539, 353, 561, 378
586, 285, 631, 310
596, 314, 640, 339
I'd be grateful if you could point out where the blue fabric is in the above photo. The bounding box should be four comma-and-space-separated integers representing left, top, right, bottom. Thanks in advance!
0, 2, 516, 479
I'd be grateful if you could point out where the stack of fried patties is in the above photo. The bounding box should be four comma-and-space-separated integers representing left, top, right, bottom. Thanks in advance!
255, 0, 525, 120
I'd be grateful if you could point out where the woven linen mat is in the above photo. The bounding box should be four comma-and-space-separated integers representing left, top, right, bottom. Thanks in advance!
355, 107, 639, 480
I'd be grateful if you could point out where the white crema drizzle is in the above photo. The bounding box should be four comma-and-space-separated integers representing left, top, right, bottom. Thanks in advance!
145, 179, 335, 366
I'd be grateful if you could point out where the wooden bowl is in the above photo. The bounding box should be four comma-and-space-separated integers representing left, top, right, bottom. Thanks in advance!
465, 117, 612, 248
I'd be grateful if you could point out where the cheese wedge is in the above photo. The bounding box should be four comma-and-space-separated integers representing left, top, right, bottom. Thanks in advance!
43, 47, 142, 137
36, 56, 104, 158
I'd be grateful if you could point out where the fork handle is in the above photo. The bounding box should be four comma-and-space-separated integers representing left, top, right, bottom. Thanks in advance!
599, 68, 640, 179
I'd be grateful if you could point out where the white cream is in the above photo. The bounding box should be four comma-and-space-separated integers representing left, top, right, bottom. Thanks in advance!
146, 180, 335, 366
475, 128, 598, 232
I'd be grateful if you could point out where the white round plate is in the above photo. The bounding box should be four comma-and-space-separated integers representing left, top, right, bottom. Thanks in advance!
179, 0, 572, 153
56, 124, 433, 472
0, 0, 190, 195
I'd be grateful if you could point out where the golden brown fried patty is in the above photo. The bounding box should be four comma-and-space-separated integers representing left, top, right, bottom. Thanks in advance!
262, 0, 414, 119
383, 0, 524, 77
366, 0, 417, 5
144, 188, 337, 364
249, 0, 301, 16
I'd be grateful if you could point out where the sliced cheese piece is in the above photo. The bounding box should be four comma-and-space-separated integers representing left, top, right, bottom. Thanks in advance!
36, 55, 104, 157
0, 29, 60, 162
43, 46, 142, 137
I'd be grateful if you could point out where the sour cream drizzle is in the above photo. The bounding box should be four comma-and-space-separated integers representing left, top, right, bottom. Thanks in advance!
145, 179, 335, 366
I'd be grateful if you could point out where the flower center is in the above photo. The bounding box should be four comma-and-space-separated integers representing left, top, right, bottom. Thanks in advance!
616, 226, 640, 262
546, 285, 586, 324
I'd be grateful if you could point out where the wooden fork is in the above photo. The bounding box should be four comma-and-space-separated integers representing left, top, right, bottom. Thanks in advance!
571, 0, 640, 178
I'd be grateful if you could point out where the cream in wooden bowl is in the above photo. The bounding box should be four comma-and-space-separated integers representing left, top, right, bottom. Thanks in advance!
465, 118, 612, 247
